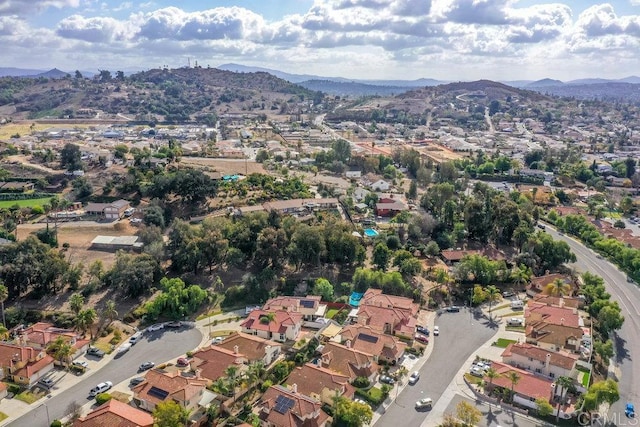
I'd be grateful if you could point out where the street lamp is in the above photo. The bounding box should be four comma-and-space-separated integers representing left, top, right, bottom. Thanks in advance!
38, 403, 50, 426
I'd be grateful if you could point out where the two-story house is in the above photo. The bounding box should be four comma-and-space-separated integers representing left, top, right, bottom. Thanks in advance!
19, 322, 90, 360
525, 301, 584, 352
501, 342, 579, 380
241, 310, 303, 343
319, 341, 378, 382
190, 345, 248, 384
257, 385, 330, 427
74, 399, 153, 427
284, 363, 355, 406
216, 332, 281, 366
132, 368, 208, 413
262, 296, 327, 322
0, 342, 55, 387
336, 324, 404, 365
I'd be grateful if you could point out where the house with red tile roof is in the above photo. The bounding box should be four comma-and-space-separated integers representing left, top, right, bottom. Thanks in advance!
319, 341, 378, 382
0, 342, 54, 386
526, 274, 575, 297
355, 304, 416, 338
530, 294, 584, 309
241, 310, 303, 342
257, 384, 331, 427
190, 345, 247, 384
284, 363, 355, 406
73, 399, 153, 427
132, 368, 208, 413
359, 289, 418, 316
501, 342, 579, 381
18, 322, 90, 359
216, 332, 282, 366
337, 324, 404, 364
525, 301, 584, 353
262, 295, 327, 322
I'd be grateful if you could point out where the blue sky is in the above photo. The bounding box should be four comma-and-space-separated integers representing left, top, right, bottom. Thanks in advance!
2, 0, 640, 81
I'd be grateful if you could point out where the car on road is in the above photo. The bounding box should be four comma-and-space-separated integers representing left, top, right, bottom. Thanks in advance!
117, 342, 132, 355
166, 321, 182, 329
176, 357, 189, 367
130, 377, 145, 386
445, 306, 461, 313
379, 375, 395, 385
138, 362, 155, 371
414, 334, 429, 344
89, 381, 113, 397
626, 403, 635, 418
433, 326, 440, 336
408, 371, 420, 385
415, 398, 433, 410
129, 332, 143, 345
416, 326, 429, 336
37, 378, 54, 389
146, 323, 165, 333
72, 360, 88, 368
86, 347, 105, 358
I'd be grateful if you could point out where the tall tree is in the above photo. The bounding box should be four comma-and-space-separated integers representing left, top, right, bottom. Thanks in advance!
102, 300, 118, 325
0, 282, 7, 327
545, 278, 571, 297
60, 143, 82, 171
507, 371, 521, 403
69, 293, 84, 315
485, 285, 501, 321
554, 376, 574, 423
75, 308, 97, 339
48, 336, 73, 368
153, 400, 190, 427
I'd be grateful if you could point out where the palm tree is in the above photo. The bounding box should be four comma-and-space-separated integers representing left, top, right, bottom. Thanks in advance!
212, 378, 230, 397
485, 367, 500, 393
102, 300, 118, 325
485, 285, 501, 321
259, 313, 276, 324
48, 336, 73, 368
545, 278, 571, 297
75, 308, 97, 340
507, 371, 521, 403
0, 281, 8, 327
224, 365, 240, 404
510, 265, 530, 290
555, 376, 574, 423
69, 293, 84, 315
246, 361, 266, 390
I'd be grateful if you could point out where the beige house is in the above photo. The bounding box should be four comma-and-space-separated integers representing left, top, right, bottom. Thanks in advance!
284, 363, 355, 406
501, 342, 579, 380
240, 310, 303, 342
132, 368, 208, 413
217, 332, 281, 366
0, 343, 55, 386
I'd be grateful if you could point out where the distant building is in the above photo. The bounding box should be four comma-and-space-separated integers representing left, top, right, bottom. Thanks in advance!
90, 235, 143, 251
84, 199, 131, 220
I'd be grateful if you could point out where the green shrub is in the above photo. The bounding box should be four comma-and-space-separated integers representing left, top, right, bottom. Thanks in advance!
7, 384, 21, 394
50, 421, 63, 427
95, 393, 112, 405
352, 377, 370, 388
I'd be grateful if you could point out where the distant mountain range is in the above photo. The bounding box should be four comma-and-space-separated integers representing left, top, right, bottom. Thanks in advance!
0, 67, 95, 78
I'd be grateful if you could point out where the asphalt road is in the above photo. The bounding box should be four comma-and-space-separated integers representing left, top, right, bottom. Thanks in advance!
544, 227, 640, 418
378, 309, 498, 426
444, 394, 541, 427
9, 326, 202, 427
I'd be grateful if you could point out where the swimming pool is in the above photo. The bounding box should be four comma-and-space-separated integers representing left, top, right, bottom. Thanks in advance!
364, 228, 379, 237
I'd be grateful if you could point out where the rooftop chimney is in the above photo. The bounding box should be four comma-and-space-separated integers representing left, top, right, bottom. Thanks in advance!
345, 340, 351, 348
233, 345, 239, 354
560, 318, 565, 325
291, 383, 298, 393
545, 353, 551, 369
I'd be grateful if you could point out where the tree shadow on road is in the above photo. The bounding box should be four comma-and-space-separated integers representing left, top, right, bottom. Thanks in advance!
614, 333, 630, 364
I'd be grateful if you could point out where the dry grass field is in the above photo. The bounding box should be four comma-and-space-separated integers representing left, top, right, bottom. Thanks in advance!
180, 157, 266, 175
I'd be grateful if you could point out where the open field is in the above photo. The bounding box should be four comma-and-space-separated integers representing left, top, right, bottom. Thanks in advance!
0, 197, 53, 208
0, 123, 49, 140
180, 157, 266, 175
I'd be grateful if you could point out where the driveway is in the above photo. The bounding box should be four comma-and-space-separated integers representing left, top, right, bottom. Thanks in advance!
443, 394, 544, 427
6, 325, 202, 427
376, 308, 498, 426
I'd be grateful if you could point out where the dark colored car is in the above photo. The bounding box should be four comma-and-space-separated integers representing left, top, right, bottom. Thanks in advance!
130, 377, 145, 386
37, 379, 54, 389
416, 326, 430, 336
379, 375, 395, 385
446, 306, 461, 313
86, 347, 105, 358
177, 357, 189, 367
138, 362, 155, 371
414, 334, 429, 344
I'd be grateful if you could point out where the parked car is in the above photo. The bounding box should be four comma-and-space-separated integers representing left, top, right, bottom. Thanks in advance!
138, 362, 155, 371
408, 371, 420, 385
37, 378, 54, 389
415, 398, 433, 410
379, 375, 395, 385
116, 342, 132, 355
176, 357, 189, 367
86, 347, 105, 358
414, 334, 429, 344
146, 323, 165, 333
166, 321, 182, 329
507, 318, 524, 326
72, 360, 88, 368
129, 332, 143, 345
502, 291, 515, 298
89, 381, 113, 397
129, 377, 145, 386
416, 326, 429, 336
212, 337, 224, 344
445, 306, 461, 313
470, 366, 484, 377
433, 326, 440, 336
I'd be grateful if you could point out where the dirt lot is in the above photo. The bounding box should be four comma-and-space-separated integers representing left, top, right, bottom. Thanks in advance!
17, 220, 139, 269
180, 157, 266, 175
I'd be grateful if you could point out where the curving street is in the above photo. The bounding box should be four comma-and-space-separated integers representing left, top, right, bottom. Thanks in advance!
544, 227, 639, 418
377, 309, 497, 426
7, 326, 202, 427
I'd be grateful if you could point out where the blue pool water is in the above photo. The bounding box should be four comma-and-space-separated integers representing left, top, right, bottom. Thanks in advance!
364, 228, 379, 237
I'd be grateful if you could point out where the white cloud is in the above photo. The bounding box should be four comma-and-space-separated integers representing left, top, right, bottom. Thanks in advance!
0, 0, 83, 16
56, 14, 131, 42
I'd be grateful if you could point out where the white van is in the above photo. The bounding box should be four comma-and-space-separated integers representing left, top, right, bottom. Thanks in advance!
510, 300, 524, 310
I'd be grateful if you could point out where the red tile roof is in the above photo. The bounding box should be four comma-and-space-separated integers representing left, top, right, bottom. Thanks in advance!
191, 346, 246, 382
502, 343, 578, 370
263, 296, 321, 312
216, 332, 279, 362
488, 361, 554, 401
320, 342, 377, 380
284, 363, 355, 401
74, 399, 153, 427
525, 301, 581, 328
360, 289, 418, 314
241, 310, 303, 334
258, 385, 330, 427
0, 342, 54, 380
356, 304, 416, 336
339, 324, 404, 361
132, 369, 207, 406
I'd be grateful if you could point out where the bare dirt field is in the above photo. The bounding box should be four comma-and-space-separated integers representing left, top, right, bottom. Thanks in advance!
17, 220, 139, 269
180, 157, 266, 175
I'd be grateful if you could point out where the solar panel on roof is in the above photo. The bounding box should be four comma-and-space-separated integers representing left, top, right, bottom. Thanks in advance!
148, 386, 169, 400
274, 395, 295, 414
300, 300, 315, 308
357, 333, 379, 343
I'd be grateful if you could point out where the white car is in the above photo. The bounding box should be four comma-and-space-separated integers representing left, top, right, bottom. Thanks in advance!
72, 360, 88, 368
433, 326, 440, 336
146, 323, 165, 333
415, 398, 433, 410
89, 381, 113, 397
408, 371, 420, 385
470, 366, 484, 377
